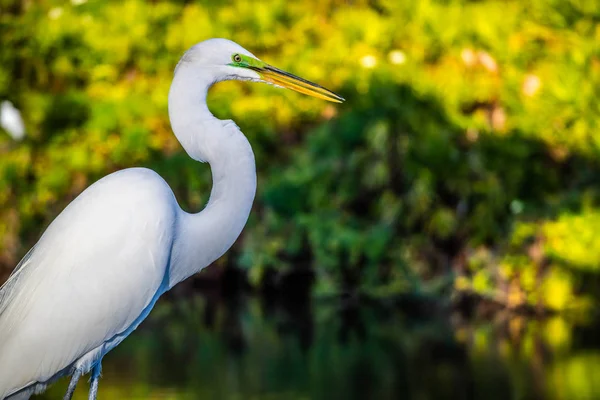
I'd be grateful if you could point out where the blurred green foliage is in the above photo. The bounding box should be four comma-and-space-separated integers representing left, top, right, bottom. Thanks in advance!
40, 296, 600, 400
1, 0, 599, 312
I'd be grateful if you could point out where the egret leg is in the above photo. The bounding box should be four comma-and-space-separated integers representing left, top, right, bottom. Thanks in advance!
88, 362, 102, 400
63, 368, 83, 400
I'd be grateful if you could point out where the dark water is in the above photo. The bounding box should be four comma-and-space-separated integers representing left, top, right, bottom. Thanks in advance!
39, 291, 600, 400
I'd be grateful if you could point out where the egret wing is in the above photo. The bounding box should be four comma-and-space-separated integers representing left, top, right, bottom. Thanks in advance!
0, 168, 177, 398
0, 246, 36, 320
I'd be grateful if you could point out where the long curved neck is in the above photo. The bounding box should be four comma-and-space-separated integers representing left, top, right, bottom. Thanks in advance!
167, 64, 257, 287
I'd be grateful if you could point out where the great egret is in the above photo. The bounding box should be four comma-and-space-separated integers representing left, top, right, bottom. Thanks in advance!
0, 38, 343, 400
0, 100, 26, 141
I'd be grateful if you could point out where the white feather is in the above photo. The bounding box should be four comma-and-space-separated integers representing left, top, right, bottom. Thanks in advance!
0, 101, 25, 141
0, 168, 177, 397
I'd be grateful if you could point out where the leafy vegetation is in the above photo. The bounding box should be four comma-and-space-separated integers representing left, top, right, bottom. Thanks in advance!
1, 0, 599, 313
41, 296, 600, 400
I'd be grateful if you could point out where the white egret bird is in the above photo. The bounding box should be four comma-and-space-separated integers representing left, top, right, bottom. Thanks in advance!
0, 38, 343, 400
0, 100, 26, 141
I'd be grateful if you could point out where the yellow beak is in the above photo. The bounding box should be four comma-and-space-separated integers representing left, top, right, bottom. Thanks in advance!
258, 65, 345, 103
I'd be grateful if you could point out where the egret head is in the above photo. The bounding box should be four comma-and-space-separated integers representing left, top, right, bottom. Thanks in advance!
176, 38, 344, 103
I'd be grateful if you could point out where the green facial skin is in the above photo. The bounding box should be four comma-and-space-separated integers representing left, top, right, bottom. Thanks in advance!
228, 54, 266, 70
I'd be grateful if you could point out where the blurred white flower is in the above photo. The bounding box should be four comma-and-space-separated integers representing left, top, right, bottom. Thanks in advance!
388, 50, 406, 65
360, 55, 377, 69
321, 105, 337, 120
461, 49, 498, 73
48, 7, 63, 19
466, 127, 479, 142
1, 100, 26, 141
478, 51, 498, 73
461, 48, 477, 67
490, 105, 506, 131
523, 74, 541, 97
71, 0, 87, 5
510, 199, 524, 214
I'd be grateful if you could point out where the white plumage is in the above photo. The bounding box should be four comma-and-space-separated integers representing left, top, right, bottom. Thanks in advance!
0, 38, 342, 399
0, 100, 26, 141
0, 169, 176, 397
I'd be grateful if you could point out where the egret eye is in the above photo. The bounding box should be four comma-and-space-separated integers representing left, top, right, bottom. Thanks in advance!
233, 54, 242, 63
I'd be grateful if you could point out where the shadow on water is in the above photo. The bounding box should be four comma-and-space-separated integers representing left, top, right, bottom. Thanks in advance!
39, 270, 600, 400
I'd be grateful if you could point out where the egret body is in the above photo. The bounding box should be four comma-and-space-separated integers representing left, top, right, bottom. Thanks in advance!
0, 38, 343, 400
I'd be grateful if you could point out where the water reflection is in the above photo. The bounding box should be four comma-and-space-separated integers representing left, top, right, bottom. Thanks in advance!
39, 289, 600, 400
